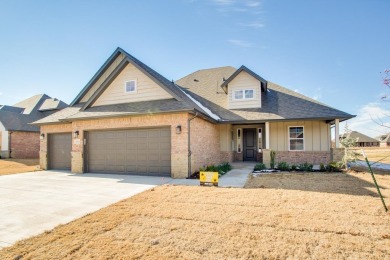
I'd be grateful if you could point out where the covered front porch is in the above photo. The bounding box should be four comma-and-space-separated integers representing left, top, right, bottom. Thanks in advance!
219, 119, 342, 167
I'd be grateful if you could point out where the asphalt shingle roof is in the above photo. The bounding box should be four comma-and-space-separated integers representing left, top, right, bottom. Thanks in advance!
34, 48, 354, 125
176, 66, 354, 123
341, 131, 380, 143
0, 95, 68, 131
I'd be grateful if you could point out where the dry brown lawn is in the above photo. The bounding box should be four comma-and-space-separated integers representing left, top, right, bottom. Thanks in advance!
0, 159, 39, 175
353, 147, 390, 164
1, 172, 390, 259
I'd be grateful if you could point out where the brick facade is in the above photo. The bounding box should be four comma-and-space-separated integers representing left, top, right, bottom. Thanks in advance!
233, 151, 263, 162
190, 117, 221, 173
40, 113, 191, 178
330, 148, 344, 162
9, 131, 40, 159
274, 151, 330, 165
220, 151, 234, 163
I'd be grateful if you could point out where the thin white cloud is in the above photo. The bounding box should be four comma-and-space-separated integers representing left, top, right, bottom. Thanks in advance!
311, 87, 322, 101
228, 39, 253, 48
239, 21, 265, 28
0, 92, 3, 96
340, 103, 390, 137
210, 0, 235, 5
245, 1, 261, 7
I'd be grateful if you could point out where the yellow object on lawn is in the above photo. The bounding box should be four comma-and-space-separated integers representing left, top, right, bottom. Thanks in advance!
200, 171, 218, 186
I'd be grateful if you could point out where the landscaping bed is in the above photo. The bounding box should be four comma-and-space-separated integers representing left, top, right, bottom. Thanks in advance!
1, 172, 389, 259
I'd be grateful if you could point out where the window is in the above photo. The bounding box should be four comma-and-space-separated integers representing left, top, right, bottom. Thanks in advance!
237, 128, 242, 153
125, 80, 137, 93
233, 89, 254, 100
289, 126, 304, 151
258, 128, 262, 152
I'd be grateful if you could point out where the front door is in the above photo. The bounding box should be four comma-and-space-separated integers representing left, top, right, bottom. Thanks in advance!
243, 128, 256, 161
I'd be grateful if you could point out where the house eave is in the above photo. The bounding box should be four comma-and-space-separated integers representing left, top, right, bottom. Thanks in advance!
218, 115, 356, 125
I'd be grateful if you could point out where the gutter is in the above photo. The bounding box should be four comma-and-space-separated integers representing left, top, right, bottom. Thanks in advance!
187, 112, 198, 178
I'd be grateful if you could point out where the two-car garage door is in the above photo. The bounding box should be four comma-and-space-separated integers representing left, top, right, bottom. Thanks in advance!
86, 128, 171, 176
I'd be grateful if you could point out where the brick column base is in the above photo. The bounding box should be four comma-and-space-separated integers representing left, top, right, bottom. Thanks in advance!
40, 151, 48, 170
331, 148, 344, 162
71, 151, 83, 173
262, 149, 271, 168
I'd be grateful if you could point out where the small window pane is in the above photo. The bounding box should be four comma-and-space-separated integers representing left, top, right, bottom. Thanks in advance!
125, 81, 136, 92
245, 89, 254, 99
290, 139, 304, 151
234, 90, 243, 99
289, 127, 304, 138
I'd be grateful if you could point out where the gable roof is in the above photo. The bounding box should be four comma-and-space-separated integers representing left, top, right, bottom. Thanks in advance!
341, 131, 379, 143
375, 133, 390, 142
71, 47, 195, 110
35, 48, 354, 125
176, 66, 354, 124
0, 94, 68, 131
220, 65, 267, 92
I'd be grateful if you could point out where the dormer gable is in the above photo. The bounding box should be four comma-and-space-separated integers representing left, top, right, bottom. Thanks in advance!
221, 66, 267, 109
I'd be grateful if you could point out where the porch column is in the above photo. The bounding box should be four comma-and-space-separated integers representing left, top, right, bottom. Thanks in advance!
335, 119, 340, 148
265, 122, 270, 149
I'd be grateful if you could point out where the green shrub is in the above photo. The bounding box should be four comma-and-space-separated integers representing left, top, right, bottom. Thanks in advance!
291, 164, 298, 171
327, 162, 342, 172
205, 165, 218, 172
254, 163, 266, 171
201, 162, 232, 176
320, 163, 326, 172
299, 162, 313, 172
218, 162, 232, 175
277, 162, 290, 171
270, 150, 276, 169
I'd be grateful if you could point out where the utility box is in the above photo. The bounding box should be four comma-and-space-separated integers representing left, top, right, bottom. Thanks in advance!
200, 171, 218, 186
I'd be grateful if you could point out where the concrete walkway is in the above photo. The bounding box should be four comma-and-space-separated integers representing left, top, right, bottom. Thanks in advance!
219, 162, 255, 188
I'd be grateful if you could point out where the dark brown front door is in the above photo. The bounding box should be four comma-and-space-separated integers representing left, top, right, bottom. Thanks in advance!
243, 128, 256, 161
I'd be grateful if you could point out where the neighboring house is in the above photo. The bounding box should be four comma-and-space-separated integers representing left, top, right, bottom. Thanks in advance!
33, 47, 354, 178
340, 131, 380, 147
0, 94, 67, 158
376, 133, 390, 147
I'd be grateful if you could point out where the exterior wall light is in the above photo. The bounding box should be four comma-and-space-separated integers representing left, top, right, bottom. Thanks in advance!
176, 125, 182, 134
73, 130, 79, 139
40, 133, 45, 140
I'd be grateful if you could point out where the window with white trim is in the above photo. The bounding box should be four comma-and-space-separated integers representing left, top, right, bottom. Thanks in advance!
237, 128, 242, 153
289, 126, 304, 151
125, 80, 137, 93
234, 89, 254, 100
257, 128, 262, 152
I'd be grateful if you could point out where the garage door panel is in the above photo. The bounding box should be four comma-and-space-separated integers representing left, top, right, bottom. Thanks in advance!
49, 133, 72, 170
87, 128, 171, 176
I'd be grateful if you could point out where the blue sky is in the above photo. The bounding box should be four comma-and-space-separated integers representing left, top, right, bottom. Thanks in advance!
0, 0, 389, 137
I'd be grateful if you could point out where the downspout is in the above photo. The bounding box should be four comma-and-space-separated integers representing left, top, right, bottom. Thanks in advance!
9, 131, 12, 158
187, 112, 198, 178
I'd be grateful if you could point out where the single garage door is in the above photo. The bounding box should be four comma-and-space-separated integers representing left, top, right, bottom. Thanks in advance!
87, 128, 171, 176
48, 133, 72, 170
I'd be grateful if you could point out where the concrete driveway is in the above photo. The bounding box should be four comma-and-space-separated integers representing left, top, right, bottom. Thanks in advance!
0, 170, 171, 248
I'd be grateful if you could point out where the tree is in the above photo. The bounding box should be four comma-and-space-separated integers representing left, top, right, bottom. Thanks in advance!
372, 69, 390, 129
381, 69, 390, 100
339, 124, 359, 169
